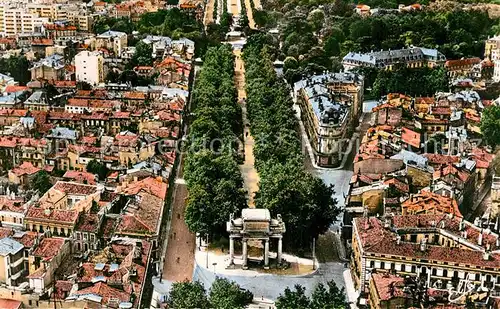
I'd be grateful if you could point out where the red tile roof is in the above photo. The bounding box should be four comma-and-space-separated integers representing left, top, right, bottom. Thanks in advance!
0, 299, 21, 309
401, 127, 420, 148
0, 227, 14, 239
10, 161, 41, 176
123, 91, 146, 100
0, 196, 26, 213
471, 147, 493, 169
117, 191, 163, 235
12, 231, 37, 248
32, 237, 65, 260
55, 280, 73, 300
401, 191, 462, 217
72, 282, 130, 304
355, 215, 500, 268
26, 206, 79, 225
52, 181, 98, 196
371, 273, 407, 301
75, 213, 100, 233
423, 154, 459, 166
5, 85, 28, 93
433, 164, 470, 183
445, 57, 481, 68
53, 80, 76, 88
63, 171, 96, 185
44, 24, 77, 31
119, 177, 167, 200
31, 38, 54, 46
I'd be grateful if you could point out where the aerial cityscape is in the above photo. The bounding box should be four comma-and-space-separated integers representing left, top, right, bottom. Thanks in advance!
0, 0, 495, 308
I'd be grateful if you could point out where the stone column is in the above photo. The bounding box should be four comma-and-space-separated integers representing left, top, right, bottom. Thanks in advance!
264, 239, 269, 269
229, 236, 234, 265
277, 237, 283, 264
242, 239, 248, 269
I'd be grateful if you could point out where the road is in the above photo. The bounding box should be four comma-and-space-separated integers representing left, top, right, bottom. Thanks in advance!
230, 0, 240, 16
203, 0, 216, 26
234, 49, 259, 207
193, 262, 346, 300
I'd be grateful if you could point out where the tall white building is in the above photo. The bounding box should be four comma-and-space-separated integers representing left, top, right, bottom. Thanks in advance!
75, 51, 104, 85
485, 36, 500, 82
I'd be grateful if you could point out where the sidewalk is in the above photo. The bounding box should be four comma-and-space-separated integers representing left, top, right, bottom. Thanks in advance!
343, 269, 359, 309
234, 49, 259, 207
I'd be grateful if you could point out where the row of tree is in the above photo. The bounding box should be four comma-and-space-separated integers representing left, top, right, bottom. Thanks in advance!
168, 278, 253, 309
184, 45, 246, 238
243, 35, 340, 252
168, 277, 346, 309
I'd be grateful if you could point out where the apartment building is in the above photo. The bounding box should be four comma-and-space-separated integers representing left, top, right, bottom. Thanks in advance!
75, 51, 104, 85
351, 214, 500, 303
486, 36, 500, 82
343, 46, 446, 71
294, 72, 364, 167
95, 30, 128, 56
0, 3, 90, 37
0, 237, 24, 287
0, 4, 48, 36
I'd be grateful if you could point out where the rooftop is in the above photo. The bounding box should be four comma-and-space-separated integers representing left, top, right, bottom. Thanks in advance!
354, 215, 500, 268
32, 237, 65, 260
371, 273, 407, 301
0, 238, 23, 256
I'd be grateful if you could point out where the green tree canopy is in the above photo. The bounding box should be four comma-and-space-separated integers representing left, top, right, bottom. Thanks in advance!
480, 105, 500, 148
168, 281, 209, 309
86, 160, 109, 181
244, 35, 340, 251
31, 171, 52, 194
209, 277, 253, 309
276, 281, 346, 309
184, 45, 245, 238
131, 41, 153, 67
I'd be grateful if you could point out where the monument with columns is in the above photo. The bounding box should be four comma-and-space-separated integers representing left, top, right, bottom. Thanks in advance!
226, 208, 286, 269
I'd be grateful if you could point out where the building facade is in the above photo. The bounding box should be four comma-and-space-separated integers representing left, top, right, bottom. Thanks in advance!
343, 47, 446, 71
294, 72, 364, 167
351, 214, 500, 303
75, 51, 104, 85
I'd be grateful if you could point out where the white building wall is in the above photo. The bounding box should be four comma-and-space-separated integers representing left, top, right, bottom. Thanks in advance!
75, 51, 104, 85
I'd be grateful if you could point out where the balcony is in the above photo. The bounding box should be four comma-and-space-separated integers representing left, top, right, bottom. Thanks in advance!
10, 268, 23, 280
10, 258, 23, 268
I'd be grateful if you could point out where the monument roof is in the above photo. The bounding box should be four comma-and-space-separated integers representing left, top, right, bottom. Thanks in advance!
242, 208, 270, 221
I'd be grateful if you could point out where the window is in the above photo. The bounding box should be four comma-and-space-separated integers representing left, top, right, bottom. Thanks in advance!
380, 262, 385, 269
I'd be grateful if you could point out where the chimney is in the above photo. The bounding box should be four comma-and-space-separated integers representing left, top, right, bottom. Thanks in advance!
384, 217, 392, 229
483, 251, 490, 261
420, 238, 427, 252
459, 219, 465, 231
396, 235, 401, 245
478, 229, 483, 246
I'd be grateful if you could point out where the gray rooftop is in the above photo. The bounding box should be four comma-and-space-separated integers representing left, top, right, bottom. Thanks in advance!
343, 46, 445, 67
294, 73, 361, 127
97, 30, 127, 38
0, 238, 23, 256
